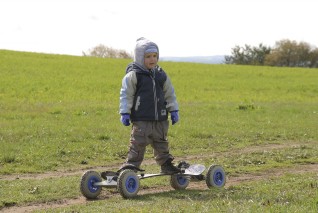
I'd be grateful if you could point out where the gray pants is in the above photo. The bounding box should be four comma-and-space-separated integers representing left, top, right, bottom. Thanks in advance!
121, 120, 173, 169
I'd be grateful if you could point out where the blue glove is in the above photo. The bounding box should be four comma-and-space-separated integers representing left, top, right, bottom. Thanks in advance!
120, 113, 130, 126
170, 111, 179, 125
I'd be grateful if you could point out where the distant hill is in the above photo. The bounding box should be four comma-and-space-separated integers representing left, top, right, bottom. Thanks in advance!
161, 55, 225, 64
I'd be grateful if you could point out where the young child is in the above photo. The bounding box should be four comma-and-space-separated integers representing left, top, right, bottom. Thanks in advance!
118, 37, 180, 174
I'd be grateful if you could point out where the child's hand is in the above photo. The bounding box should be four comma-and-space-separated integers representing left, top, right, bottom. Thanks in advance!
170, 111, 179, 125
120, 113, 130, 126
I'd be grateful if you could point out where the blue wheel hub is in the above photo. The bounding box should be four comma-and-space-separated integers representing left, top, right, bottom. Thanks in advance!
125, 176, 138, 193
88, 176, 100, 193
213, 169, 225, 186
177, 176, 188, 185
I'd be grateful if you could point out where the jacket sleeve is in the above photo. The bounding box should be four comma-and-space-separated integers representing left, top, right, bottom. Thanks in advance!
119, 72, 137, 114
163, 75, 179, 112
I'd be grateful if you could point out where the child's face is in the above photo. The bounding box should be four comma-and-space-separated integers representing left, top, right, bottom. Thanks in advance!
144, 52, 158, 70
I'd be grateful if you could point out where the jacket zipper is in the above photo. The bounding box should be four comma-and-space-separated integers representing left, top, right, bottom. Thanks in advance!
151, 70, 158, 120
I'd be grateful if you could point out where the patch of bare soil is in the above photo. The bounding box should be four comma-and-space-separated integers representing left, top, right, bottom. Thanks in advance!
0, 142, 305, 181
1, 142, 317, 213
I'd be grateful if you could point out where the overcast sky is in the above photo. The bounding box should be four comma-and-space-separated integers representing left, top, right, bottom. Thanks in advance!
0, 0, 317, 57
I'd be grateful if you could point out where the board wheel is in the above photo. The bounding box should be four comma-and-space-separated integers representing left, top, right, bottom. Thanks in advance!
117, 169, 140, 198
80, 170, 102, 199
206, 165, 226, 188
170, 174, 190, 190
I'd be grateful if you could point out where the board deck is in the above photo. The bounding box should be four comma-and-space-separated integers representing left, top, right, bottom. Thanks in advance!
185, 164, 206, 175
139, 164, 205, 179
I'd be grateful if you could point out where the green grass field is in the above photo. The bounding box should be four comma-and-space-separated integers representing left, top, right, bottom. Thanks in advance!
0, 50, 317, 212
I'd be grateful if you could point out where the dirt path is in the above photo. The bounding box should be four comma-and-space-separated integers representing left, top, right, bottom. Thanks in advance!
1, 142, 317, 213
0, 142, 304, 181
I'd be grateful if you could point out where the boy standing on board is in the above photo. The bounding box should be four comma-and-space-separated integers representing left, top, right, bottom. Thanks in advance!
118, 37, 180, 174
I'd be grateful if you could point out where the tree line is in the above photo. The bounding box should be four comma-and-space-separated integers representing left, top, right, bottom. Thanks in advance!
225, 39, 318, 68
85, 40, 318, 68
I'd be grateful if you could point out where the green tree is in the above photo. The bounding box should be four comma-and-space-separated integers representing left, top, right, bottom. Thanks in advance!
251, 43, 271, 65
225, 43, 271, 65
308, 48, 318, 68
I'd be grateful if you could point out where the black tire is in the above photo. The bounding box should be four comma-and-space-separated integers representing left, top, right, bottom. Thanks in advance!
80, 171, 102, 199
206, 165, 226, 188
117, 170, 140, 198
170, 175, 190, 190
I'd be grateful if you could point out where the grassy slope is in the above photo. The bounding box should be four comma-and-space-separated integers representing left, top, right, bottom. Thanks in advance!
0, 50, 317, 211
1, 50, 317, 173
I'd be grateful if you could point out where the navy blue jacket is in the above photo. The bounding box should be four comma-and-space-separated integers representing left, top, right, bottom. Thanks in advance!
119, 63, 178, 121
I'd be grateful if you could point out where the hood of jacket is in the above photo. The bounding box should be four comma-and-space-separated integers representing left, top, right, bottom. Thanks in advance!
134, 37, 159, 70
